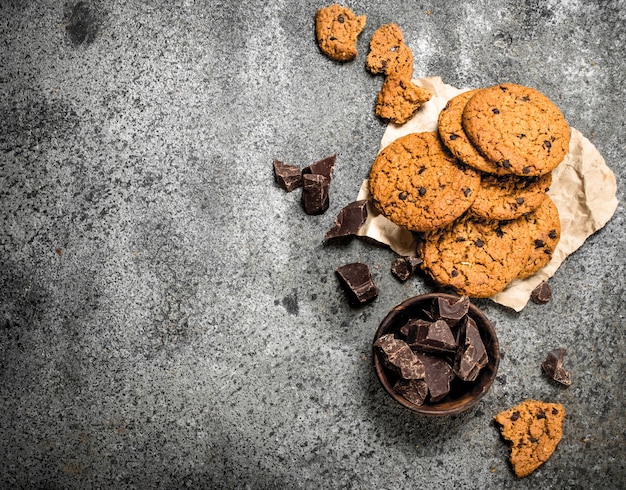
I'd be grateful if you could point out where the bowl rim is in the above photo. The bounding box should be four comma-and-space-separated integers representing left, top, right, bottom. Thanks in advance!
372, 292, 500, 416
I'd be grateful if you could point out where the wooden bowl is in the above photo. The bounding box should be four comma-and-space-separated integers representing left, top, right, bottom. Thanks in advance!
372, 293, 500, 416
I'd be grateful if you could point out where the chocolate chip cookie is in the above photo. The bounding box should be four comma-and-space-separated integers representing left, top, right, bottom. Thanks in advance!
462, 84, 570, 176
469, 172, 552, 221
518, 195, 561, 279
368, 132, 480, 232
315, 4, 366, 62
418, 214, 532, 297
495, 399, 566, 478
438, 89, 509, 176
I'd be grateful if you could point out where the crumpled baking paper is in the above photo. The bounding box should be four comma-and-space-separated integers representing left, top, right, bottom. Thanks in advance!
356, 76, 618, 311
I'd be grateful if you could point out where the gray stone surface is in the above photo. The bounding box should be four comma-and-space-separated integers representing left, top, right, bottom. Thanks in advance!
1, 0, 624, 488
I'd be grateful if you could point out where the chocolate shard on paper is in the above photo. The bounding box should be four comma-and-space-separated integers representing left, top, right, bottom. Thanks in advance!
302, 154, 336, 181
542, 348, 572, 386
415, 352, 455, 402
273, 159, 303, 192
324, 200, 368, 239
437, 295, 470, 326
374, 334, 425, 380
531, 281, 552, 304
391, 255, 423, 281
302, 174, 330, 215
393, 378, 429, 406
454, 316, 488, 382
335, 262, 378, 305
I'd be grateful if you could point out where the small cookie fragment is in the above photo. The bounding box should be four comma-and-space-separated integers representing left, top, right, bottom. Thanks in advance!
531, 281, 552, 304
366, 23, 414, 78
375, 76, 432, 125
315, 4, 366, 62
390, 255, 422, 281
542, 348, 571, 386
495, 399, 566, 478
273, 159, 303, 192
325, 200, 368, 239
336, 262, 378, 305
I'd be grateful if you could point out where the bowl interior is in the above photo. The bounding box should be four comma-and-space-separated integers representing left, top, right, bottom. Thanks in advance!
372, 293, 500, 416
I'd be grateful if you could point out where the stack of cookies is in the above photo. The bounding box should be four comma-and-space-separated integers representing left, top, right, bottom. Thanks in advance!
369, 83, 569, 298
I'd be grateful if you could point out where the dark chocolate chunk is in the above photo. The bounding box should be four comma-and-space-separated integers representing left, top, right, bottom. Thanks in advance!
411, 319, 457, 354
531, 281, 552, 304
390, 255, 422, 282
273, 159, 302, 192
393, 379, 428, 406
302, 154, 336, 182
324, 200, 368, 239
454, 316, 488, 382
399, 318, 432, 345
374, 334, 425, 380
302, 174, 330, 215
415, 352, 455, 402
437, 295, 470, 326
335, 262, 378, 305
541, 347, 572, 386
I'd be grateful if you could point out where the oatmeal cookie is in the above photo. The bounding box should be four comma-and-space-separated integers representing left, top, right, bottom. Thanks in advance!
495, 399, 566, 478
418, 214, 532, 297
368, 132, 480, 232
315, 4, 366, 62
469, 172, 552, 221
518, 195, 561, 279
438, 89, 509, 175
462, 84, 570, 176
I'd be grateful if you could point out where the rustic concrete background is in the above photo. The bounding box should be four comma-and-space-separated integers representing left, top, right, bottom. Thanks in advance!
1, 0, 624, 488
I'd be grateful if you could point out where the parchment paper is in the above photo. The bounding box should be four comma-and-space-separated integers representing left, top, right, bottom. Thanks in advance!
357, 76, 619, 311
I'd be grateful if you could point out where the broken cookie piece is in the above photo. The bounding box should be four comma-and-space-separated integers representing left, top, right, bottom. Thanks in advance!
542, 348, 572, 386
335, 262, 378, 305
315, 4, 366, 62
324, 200, 367, 239
375, 76, 432, 125
495, 399, 566, 478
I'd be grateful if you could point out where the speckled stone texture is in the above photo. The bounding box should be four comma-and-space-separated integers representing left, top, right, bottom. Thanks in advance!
1, 1, 624, 488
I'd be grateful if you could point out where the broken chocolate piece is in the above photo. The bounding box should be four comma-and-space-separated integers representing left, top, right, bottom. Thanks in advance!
412, 319, 457, 354
273, 159, 303, 192
415, 352, 455, 402
454, 316, 488, 382
391, 255, 423, 282
336, 262, 378, 305
394, 378, 428, 406
324, 200, 368, 239
531, 281, 552, 304
399, 318, 431, 345
374, 334, 425, 380
302, 174, 330, 215
302, 154, 336, 181
437, 295, 470, 326
542, 348, 572, 386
